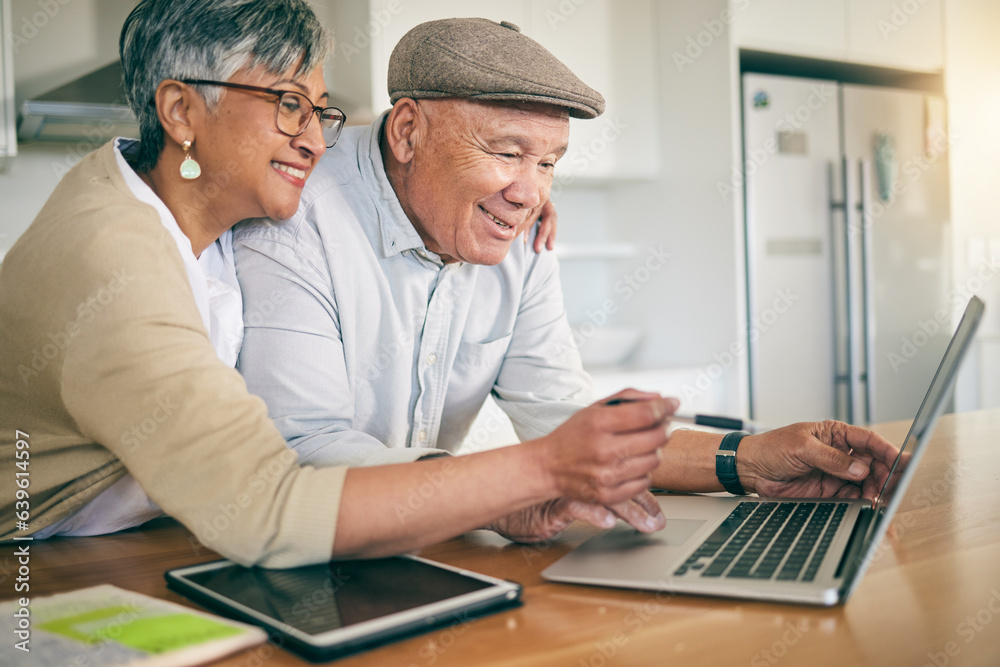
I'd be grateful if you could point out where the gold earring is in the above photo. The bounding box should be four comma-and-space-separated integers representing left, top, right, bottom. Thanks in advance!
179, 140, 201, 180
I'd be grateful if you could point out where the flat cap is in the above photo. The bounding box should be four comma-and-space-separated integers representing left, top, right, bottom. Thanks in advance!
388, 17, 605, 119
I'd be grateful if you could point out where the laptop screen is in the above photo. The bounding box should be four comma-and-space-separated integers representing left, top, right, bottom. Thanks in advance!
854, 296, 983, 568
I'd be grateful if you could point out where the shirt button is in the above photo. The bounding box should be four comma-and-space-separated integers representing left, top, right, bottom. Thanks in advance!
418, 430, 428, 442
426, 353, 437, 366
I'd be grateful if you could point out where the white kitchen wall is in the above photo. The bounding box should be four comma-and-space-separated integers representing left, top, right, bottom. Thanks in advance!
605, 0, 748, 416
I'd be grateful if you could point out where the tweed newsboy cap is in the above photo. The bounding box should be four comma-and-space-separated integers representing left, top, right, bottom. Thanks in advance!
388, 17, 605, 119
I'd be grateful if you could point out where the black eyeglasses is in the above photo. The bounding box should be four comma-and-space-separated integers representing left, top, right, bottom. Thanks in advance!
180, 79, 346, 148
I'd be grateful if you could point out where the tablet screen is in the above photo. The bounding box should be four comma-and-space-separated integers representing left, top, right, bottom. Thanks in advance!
181, 558, 495, 636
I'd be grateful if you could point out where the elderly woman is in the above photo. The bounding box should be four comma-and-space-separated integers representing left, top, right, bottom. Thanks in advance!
0, 0, 681, 567
0, 0, 346, 567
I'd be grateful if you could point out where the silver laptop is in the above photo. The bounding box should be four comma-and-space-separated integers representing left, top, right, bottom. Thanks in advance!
543, 296, 984, 606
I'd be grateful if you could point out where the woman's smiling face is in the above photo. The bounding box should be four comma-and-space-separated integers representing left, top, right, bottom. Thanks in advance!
191, 63, 329, 224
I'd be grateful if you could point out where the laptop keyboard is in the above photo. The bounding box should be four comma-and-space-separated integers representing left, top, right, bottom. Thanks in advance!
673, 502, 848, 582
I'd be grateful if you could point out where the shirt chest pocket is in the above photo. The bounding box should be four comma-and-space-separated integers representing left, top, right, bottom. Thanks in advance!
448, 334, 512, 412
442, 334, 512, 442
450, 333, 513, 400
453, 333, 513, 370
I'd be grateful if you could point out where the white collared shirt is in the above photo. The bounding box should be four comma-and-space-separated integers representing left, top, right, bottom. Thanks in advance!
35, 138, 244, 537
233, 114, 594, 467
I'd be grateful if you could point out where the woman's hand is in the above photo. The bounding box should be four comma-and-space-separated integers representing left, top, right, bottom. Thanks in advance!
526, 199, 558, 253
531, 390, 677, 506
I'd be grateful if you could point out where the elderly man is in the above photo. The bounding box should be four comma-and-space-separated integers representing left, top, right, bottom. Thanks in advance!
234, 18, 898, 542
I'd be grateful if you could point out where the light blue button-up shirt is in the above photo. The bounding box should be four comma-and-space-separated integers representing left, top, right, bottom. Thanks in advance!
233, 114, 594, 467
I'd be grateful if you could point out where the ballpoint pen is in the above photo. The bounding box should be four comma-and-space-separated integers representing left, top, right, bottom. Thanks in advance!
604, 397, 768, 434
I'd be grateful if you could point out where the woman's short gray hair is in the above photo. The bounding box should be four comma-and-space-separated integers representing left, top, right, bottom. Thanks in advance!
120, 0, 332, 172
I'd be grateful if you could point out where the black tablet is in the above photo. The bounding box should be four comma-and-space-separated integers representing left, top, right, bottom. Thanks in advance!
165, 555, 522, 662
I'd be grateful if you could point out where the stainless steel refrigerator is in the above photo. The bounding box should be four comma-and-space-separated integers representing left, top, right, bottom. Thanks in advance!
742, 73, 952, 426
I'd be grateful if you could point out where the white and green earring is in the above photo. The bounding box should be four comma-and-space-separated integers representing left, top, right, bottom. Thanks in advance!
179, 140, 201, 180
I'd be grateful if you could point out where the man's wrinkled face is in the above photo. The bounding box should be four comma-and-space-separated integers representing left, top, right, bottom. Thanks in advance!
403, 99, 570, 265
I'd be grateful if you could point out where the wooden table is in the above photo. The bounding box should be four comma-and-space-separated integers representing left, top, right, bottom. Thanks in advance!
4, 409, 1000, 666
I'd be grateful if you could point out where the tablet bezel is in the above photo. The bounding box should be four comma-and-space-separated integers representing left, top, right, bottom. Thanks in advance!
165, 555, 522, 661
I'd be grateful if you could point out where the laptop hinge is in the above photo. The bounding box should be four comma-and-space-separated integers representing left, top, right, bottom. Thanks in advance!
836, 506, 875, 580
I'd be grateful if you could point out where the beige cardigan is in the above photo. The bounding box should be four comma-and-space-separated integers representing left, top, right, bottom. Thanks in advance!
0, 142, 346, 567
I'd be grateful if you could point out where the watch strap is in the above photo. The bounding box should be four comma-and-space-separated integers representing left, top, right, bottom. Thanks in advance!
716, 431, 749, 495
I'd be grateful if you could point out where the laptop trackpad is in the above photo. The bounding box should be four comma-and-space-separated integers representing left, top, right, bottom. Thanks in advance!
576, 518, 705, 553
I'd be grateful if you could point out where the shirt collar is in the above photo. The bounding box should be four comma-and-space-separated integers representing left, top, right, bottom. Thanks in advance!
357, 112, 443, 262
112, 137, 243, 366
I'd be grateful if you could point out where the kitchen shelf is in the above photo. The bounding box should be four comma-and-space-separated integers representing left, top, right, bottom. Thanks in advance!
553, 243, 639, 261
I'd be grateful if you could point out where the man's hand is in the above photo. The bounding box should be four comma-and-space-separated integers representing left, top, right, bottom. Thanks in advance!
489, 491, 666, 543
525, 199, 557, 253
736, 421, 900, 500
532, 390, 677, 506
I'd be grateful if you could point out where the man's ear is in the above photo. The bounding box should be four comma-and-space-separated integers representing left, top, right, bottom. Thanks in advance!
383, 98, 421, 165
153, 80, 202, 148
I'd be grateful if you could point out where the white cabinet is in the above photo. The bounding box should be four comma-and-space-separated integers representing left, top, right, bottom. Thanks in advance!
330, 0, 659, 181
732, 0, 848, 61
0, 0, 16, 164
732, 0, 944, 71
846, 0, 943, 72
526, 0, 659, 181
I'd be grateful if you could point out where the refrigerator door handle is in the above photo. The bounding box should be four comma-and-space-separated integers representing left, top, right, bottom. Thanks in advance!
830, 160, 849, 423
857, 160, 876, 425
842, 157, 865, 425
842, 157, 866, 424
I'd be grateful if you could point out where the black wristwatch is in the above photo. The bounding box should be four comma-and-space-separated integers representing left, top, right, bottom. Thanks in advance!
716, 431, 749, 495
